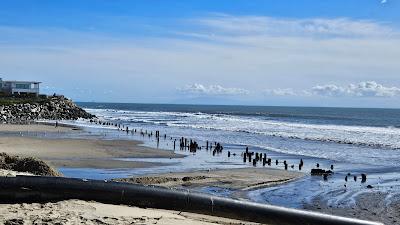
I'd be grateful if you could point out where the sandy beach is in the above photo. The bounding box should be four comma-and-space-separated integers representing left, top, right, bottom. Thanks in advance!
0, 125, 272, 224
0, 124, 304, 224
0, 167, 277, 225
0, 199, 260, 225
1, 0, 399, 223
0, 124, 183, 169
0, 123, 78, 133
0, 169, 263, 225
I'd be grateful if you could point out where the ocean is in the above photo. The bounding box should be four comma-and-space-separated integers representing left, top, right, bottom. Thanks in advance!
66, 102, 400, 210
77, 103, 400, 165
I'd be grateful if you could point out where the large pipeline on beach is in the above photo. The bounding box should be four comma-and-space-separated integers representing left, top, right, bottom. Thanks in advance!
0, 176, 382, 225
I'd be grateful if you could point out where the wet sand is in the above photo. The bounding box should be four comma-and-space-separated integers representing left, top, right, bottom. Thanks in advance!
0, 124, 299, 224
0, 199, 260, 225
0, 137, 181, 158
116, 167, 303, 199
306, 192, 400, 225
0, 124, 183, 169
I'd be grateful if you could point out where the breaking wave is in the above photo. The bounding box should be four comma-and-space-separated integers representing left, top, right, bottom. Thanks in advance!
85, 108, 400, 150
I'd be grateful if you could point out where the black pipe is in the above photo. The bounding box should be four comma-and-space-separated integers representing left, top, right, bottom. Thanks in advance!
0, 176, 382, 225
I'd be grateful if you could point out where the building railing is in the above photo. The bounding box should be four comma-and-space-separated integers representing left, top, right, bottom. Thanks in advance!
11, 88, 39, 93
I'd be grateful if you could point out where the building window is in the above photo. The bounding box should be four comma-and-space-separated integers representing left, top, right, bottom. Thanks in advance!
15, 84, 31, 89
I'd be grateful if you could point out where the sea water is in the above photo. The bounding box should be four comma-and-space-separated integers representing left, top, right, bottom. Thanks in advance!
62, 103, 400, 209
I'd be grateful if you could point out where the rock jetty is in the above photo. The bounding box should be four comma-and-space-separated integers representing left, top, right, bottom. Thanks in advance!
0, 95, 95, 123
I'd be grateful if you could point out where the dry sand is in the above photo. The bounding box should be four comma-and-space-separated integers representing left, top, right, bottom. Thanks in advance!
0, 199, 260, 225
0, 123, 77, 133
0, 167, 271, 225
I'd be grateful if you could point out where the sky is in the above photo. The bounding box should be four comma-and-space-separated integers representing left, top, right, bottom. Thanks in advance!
0, 0, 399, 108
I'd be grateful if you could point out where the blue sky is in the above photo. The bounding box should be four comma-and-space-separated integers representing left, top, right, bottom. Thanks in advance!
0, 0, 399, 107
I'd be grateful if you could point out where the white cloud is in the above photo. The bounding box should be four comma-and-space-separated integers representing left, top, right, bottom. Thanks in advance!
179, 81, 400, 98
310, 81, 400, 97
263, 81, 400, 98
381, 0, 387, 4
311, 84, 347, 97
178, 83, 250, 96
264, 88, 296, 96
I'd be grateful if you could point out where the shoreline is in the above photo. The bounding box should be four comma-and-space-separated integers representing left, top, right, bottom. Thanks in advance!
0, 136, 182, 169
0, 122, 390, 224
0, 123, 292, 225
0, 123, 305, 194
0, 124, 183, 170
115, 167, 303, 195
115, 167, 304, 202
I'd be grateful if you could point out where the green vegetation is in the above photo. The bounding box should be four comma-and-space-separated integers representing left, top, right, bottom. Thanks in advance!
0, 94, 49, 106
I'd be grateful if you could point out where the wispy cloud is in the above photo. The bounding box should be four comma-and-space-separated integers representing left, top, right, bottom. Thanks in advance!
1, 14, 400, 106
191, 15, 398, 39
178, 83, 250, 96
265, 81, 400, 98
263, 88, 296, 96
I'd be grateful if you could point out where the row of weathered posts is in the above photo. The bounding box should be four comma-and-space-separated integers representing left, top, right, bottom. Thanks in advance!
88, 119, 368, 184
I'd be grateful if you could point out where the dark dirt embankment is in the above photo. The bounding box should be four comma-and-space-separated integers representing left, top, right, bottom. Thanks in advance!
0, 152, 61, 176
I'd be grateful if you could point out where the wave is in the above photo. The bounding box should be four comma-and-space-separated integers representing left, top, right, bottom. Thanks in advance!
85, 108, 400, 150
167, 123, 400, 150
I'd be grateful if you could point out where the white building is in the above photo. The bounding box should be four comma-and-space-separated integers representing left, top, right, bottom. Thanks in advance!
0, 78, 41, 96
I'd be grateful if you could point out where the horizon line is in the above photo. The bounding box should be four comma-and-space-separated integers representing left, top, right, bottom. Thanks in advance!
75, 101, 400, 110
